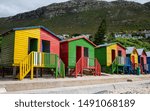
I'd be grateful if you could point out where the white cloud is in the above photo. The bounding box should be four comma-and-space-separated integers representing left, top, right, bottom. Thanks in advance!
0, 0, 149, 17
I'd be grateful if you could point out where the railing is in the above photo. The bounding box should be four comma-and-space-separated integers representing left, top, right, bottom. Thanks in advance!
125, 57, 132, 66
144, 64, 149, 72
133, 63, 138, 70
18, 52, 65, 80
58, 58, 65, 78
112, 57, 117, 74
33, 52, 57, 68
138, 64, 143, 74
95, 58, 101, 76
112, 56, 133, 74
75, 57, 101, 77
148, 64, 150, 73
18, 52, 33, 80
116, 56, 125, 65
75, 57, 83, 78
83, 57, 95, 69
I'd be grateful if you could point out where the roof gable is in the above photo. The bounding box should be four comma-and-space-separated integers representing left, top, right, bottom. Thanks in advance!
61, 36, 96, 47
146, 52, 150, 57
137, 49, 147, 56
126, 47, 138, 55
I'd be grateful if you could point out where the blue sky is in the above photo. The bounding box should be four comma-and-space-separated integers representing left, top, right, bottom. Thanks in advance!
0, 0, 149, 17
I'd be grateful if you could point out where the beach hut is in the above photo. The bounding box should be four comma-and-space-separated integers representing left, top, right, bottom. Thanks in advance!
126, 47, 138, 71
60, 36, 101, 77
137, 49, 148, 74
146, 52, 150, 73
95, 42, 126, 73
0, 26, 65, 80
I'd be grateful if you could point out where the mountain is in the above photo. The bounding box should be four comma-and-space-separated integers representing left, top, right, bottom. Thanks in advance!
0, 0, 150, 35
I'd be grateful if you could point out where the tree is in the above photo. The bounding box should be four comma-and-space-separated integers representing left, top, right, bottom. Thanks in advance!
106, 32, 115, 42
94, 19, 107, 45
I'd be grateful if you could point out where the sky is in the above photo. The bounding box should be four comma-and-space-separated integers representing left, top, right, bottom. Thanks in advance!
0, 0, 149, 17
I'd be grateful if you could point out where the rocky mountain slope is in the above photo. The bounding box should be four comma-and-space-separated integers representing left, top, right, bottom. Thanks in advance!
0, 0, 150, 34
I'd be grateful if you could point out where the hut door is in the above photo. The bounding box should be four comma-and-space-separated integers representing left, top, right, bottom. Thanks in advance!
111, 50, 116, 62
141, 57, 144, 65
76, 46, 82, 62
42, 40, 50, 53
84, 47, 89, 57
28, 38, 38, 54
131, 56, 135, 64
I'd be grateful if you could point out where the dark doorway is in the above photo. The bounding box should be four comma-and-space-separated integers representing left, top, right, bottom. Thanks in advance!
42, 40, 50, 53
118, 50, 122, 56
111, 50, 116, 62
76, 46, 82, 62
84, 47, 89, 57
28, 38, 38, 54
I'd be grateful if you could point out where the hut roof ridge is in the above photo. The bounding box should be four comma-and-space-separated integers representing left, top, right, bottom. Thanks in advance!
1, 26, 62, 40
126, 47, 137, 54
146, 51, 150, 57
96, 42, 126, 49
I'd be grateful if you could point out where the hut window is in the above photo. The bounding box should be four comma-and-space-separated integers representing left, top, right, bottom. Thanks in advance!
118, 50, 122, 56
84, 47, 89, 57
42, 40, 50, 53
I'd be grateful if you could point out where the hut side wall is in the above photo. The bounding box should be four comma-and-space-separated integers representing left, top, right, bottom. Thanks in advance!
60, 42, 68, 68
95, 47, 106, 66
1, 32, 15, 66
147, 57, 150, 64
40, 29, 60, 56
14, 29, 40, 65
117, 45, 126, 57
141, 52, 147, 64
107, 44, 117, 66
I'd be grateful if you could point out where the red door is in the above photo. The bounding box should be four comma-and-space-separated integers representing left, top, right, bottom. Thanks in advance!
111, 50, 116, 62
141, 57, 144, 65
76, 46, 82, 62
131, 56, 135, 64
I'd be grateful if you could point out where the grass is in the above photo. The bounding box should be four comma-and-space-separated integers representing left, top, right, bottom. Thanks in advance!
113, 38, 150, 51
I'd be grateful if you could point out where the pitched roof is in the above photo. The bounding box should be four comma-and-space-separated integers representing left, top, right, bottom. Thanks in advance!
126, 47, 138, 55
96, 42, 126, 49
61, 36, 96, 47
1, 26, 62, 40
137, 49, 147, 56
146, 52, 150, 57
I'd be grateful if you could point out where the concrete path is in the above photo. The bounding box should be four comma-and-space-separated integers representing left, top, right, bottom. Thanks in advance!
6, 80, 150, 94
0, 74, 150, 93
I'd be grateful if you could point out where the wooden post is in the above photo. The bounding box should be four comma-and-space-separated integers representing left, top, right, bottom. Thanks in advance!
2, 67, 4, 78
31, 67, 34, 80
55, 55, 58, 78
35, 68, 39, 78
68, 68, 70, 76
31, 52, 34, 80
40, 68, 43, 77
13, 66, 17, 78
